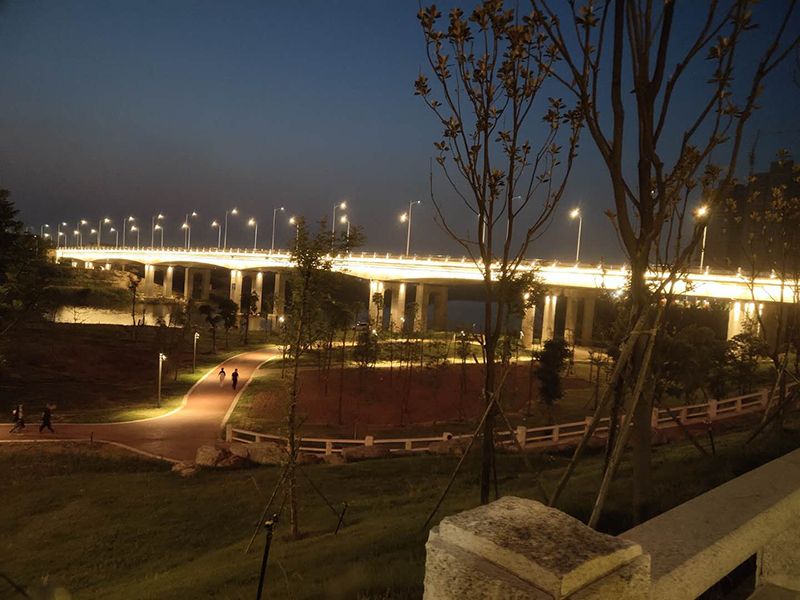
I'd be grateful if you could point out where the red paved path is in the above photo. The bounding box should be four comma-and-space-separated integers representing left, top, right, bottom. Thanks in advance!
0, 348, 278, 462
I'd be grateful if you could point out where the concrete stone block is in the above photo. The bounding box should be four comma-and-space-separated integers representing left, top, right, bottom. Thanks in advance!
248, 442, 288, 466
342, 445, 391, 462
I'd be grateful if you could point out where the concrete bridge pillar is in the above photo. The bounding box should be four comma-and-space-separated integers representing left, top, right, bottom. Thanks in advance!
432, 286, 448, 331
200, 269, 211, 300
522, 305, 536, 349
229, 269, 243, 309
368, 280, 385, 325
163, 266, 174, 298
541, 294, 558, 342
386, 282, 407, 331
252, 271, 264, 314
143, 264, 156, 298
581, 296, 596, 346
414, 283, 430, 332
272, 272, 286, 317
183, 267, 194, 299
727, 300, 759, 340
85, 261, 93, 270
565, 296, 579, 345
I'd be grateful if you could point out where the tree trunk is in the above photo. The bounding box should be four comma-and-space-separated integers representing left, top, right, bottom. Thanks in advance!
338, 328, 346, 425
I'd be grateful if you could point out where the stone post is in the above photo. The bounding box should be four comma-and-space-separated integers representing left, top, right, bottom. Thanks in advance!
432, 286, 448, 331
522, 305, 536, 349
415, 283, 430, 332
200, 269, 212, 300
184, 266, 194, 299
423, 496, 650, 599
542, 295, 558, 342
163, 266, 174, 299
565, 296, 579, 345
581, 296, 596, 347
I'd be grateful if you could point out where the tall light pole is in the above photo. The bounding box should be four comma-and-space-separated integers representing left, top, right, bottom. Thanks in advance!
90, 228, 97, 246
77, 220, 87, 247
400, 200, 421, 255
122, 216, 135, 247
109, 227, 119, 247
697, 205, 710, 269
183, 212, 197, 249
224, 208, 238, 250
98, 218, 110, 246
248, 218, 259, 250
151, 214, 164, 247
289, 216, 300, 242
193, 332, 199, 373
340, 215, 350, 240
73, 229, 82, 246
154, 224, 164, 247
332, 201, 346, 239
570, 208, 583, 263
157, 353, 167, 408
212, 221, 221, 248
57, 222, 67, 247
40, 224, 49, 238
131, 225, 140, 248
271, 206, 284, 251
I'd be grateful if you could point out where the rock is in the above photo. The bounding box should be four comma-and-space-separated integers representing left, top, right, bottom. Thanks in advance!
217, 455, 247, 469
296, 452, 322, 465
195, 445, 227, 467
322, 453, 346, 465
171, 461, 194, 472
248, 442, 289, 466
342, 445, 392, 462
179, 467, 197, 478
229, 443, 250, 459
427, 438, 470, 456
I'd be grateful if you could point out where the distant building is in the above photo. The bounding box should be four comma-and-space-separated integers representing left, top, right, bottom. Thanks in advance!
703, 159, 799, 272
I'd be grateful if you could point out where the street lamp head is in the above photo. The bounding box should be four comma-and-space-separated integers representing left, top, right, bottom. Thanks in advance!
400, 213, 408, 222
128, 216, 135, 221
248, 218, 256, 226
58, 231, 65, 236
191, 212, 198, 217
154, 224, 162, 230
340, 215, 347, 223
159, 353, 167, 362
279, 207, 284, 211
131, 226, 138, 232
90, 229, 97, 234
211, 220, 219, 227
697, 206, 709, 217
231, 208, 238, 215
43, 223, 50, 228
570, 208, 580, 219
181, 223, 188, 229
194, 332, 200, 340
289, 216, 296, 225
340, 201, 347, 209
103, 218, 111, 224
43, 233, 50, 238
80, 220, 87, 225
109, 228, 115, 233
73, 230, 80, 235
157, 214, 164, 220
61, 222, 67, 226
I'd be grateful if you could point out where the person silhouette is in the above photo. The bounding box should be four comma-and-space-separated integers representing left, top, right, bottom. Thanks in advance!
231, 368, 239, 390
218, 368, 226, 388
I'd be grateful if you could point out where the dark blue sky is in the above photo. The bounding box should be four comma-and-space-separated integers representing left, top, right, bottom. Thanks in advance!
1, 1, 798, 261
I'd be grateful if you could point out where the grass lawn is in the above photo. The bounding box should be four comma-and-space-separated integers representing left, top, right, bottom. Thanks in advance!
4, 417, 799, 599
0, 322, 274, 423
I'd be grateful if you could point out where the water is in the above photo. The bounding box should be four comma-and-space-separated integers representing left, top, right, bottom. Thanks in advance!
54, 303, 181, 326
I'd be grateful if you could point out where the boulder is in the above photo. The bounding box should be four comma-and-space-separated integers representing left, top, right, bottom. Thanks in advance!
296, 452, 322, 465
229, 443, 250, 459
217, 455, 248, 469
248, 442, 289, 466
180, 466, 197, 478
427, 438, 470, 456
171, 461, 194, 473
342, 445, 391, 462
322, 453, 346, 466
196, 445, 226, 467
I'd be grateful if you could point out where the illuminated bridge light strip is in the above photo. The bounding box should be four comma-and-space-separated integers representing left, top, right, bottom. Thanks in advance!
54, 247, 798, 304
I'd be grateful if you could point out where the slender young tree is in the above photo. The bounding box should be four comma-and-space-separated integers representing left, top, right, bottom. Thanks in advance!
535, 0, 800, 525
416, 0, 582, 505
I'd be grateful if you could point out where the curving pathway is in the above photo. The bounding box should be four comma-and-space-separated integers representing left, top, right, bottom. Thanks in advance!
0, 347, 278, 462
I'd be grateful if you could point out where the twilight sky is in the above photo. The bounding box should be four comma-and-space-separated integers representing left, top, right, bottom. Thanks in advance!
1, 1, 798, 262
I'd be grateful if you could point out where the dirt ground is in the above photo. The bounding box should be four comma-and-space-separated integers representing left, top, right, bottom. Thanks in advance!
248, 363, 593, 429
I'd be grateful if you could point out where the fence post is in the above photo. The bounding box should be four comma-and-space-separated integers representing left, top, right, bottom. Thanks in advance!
405, 440, 413, 451
651, 408, 660, 428
325, 441, 333, 455
365, 436, 374, 447
516, 426, 527, 446
225, 424, 232, 442
708, 400, 717, 420
735, 398, 742, 413
761, 389, 770, 407
552, 426, 560, 443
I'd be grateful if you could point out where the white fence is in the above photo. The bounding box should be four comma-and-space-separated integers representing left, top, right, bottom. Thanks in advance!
227, 383, 797, 455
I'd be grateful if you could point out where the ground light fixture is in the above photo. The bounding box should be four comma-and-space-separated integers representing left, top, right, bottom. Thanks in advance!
157, 353, 167, 408
193, 332, 200, 373
570, 208, 583, 264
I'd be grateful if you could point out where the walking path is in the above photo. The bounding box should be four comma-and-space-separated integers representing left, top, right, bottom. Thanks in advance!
0, 347, 278, 462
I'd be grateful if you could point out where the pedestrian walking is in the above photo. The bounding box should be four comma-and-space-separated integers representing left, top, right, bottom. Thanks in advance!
9, 405, 25, 434
218, 367, 226, 388
231, 368, 239, 390
40, 403, 55, 433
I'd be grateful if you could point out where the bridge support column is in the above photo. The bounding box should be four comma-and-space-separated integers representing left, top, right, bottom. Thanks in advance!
761, 303, 785, 350
368, 280, 385, 325
229, 269, 243, 309
432, 286, 448, 331
163, 266, 174, 298
522, 305, 536, 349
541, 294, 558, 342
727, 301, 758, 340
414, 283, 430, 332
565, 296, 578, 345
143, 264, 156, 298
271, 272, 286, 324
581, 296, 596, 346
184, 267, 194, 299
200, 269, 211, 300
85, 261, 93, 270
387, 282, 407, 331
252, 271, 264, 314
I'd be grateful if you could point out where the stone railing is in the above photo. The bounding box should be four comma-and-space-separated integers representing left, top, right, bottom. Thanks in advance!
423, 447, 800, 599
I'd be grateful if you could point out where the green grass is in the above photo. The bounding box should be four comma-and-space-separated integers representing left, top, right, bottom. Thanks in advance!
4, 417, 800, 599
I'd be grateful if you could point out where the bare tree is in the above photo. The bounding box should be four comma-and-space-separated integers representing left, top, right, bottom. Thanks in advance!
416, 0, 582, 505
535, 0, 800, 525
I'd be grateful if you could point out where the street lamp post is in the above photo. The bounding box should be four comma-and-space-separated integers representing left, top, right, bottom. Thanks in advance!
98, 218, 110, 246
131, 225, 140, 248
249, 218, 259, 250
151, 214, 164, 247
289, 217, 299, 242
212, 221, 221, 248
193, 332, 199, 373
73, 229, 81, 246
157, 353, 166, 408
57, 222, 67, 247
271, 207, 284, 251
122, 216, 135, 247
154, 224, 164, 247
77, 220, 87, 247
340, 215, 350, 240
183, 212, 197, 249
109, 227, 119, 247
224, 208, 238, 250
40, 224, 49, 238
697, 206, 709, 269
400, 200, 421, 255
570, 208, 583, 263
332, 201, 346, 239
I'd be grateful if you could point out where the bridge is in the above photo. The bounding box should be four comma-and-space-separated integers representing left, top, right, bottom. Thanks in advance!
56, 246, 796, 346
